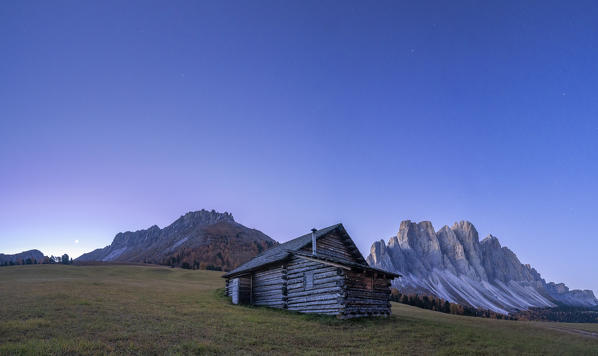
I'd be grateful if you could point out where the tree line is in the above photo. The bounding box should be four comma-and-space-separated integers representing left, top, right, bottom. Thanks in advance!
390, 288, 515, 320
1, 254, 73, 267
513, 306, 598, 323
152, 250, 223, 271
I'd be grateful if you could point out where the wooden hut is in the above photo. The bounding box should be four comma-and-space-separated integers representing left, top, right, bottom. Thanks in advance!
223, 224, 400, 318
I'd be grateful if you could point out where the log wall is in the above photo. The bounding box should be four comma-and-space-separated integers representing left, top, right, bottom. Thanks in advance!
251, 265, 287, 308
286, 256, 345, 315
224, 230, 394, 318
342, 270, 391, 318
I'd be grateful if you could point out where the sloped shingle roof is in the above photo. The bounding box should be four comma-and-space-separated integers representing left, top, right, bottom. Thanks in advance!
223, 223, 399, 278
223, 224, 345, 278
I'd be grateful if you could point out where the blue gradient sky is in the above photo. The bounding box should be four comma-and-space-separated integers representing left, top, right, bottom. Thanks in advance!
1, 1, 597, 293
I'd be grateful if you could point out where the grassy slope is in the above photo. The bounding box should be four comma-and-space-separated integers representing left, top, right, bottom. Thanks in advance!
0, 265, 597, 355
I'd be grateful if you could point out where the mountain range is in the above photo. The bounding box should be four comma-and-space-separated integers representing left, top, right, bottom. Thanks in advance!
8, 210, 595, 315
76, 210, 277, 271
366, 220, 598, 314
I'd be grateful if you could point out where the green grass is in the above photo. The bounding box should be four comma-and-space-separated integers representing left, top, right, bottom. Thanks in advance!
1, 265, 597, 355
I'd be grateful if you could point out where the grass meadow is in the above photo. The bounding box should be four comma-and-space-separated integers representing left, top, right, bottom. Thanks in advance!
1, 264, 597, 355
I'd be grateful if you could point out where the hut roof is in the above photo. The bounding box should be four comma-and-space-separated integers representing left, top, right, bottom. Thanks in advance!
222, 223, 399, 279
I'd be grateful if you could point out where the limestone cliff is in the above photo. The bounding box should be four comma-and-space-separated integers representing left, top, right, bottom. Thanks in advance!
367, 220, 598, 314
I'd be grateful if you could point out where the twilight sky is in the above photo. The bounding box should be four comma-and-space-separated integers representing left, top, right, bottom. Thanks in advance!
1, 1, 597, 293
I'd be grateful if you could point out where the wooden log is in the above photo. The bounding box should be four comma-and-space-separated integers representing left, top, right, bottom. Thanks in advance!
288, 303, 344, 311
253, 282, 283, 289
287, 265, 337, 277
252, 290, 284, 298
345, 286, 390, 294
287, 293, 342, 304
253, 270, 283, 278
254, 296, 287, 304
288, 306, 343, 315
252, 278, 284, 287
313, 275, 344, 285
253, 294, 284, 302
252, 284, 283, 291
287, 300, 344, 308
252, 275, 284, 283
253, 296, 284, 303
345, 294, 389, 302
344, 293, 389, 301
288, 305, 343, 313
288, 258, 323, 268
343, 306, 390, 313
287, 301, 343, 309
295, 310, 340, 315
344, 299, 390, 306
344, 283, 390, 293
340, 311, 389, 319
292, 278, 342, 288
252, 284, 284, 291
346, 289, 390, 298
255, 296, 288, 304
287, 271, 342, 283
253, 271, 282, 279
287, 286, 342, 298
287, 281, 340, 293
286, 279, 344, 291
313, 270, 341, 280
253, 270, 283, 279
287, 296, 342, 305
286, 278, 303, 287
252, 280, 284, 288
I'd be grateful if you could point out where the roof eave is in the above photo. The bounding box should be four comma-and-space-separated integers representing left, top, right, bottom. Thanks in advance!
222, 254, 291, 279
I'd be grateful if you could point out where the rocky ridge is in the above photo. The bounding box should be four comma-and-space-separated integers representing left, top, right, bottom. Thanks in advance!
77, 209, 277, 271
0, 249, 45, 264
367, 220, 598, 314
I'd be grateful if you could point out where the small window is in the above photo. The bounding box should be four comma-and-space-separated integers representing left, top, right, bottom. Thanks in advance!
304, 271, 314, 289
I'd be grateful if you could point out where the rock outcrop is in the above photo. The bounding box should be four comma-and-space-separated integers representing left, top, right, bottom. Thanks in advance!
0, 249, 45, 264
77, 209, 277, 271
367, 220, 598, 314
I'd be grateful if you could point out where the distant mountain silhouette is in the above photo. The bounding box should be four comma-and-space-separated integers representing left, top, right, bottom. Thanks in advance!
77, 209, 277, 271
0, 249, 45, 264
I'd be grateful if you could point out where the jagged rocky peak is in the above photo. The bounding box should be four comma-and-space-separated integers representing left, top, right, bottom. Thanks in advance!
169, 209, 235, 229
112, 224, 163, 247
392, 220, 436, 246
481, 234, 501, 248
109, 209, 237, 247
369, 239, 387, 259
367, 219, 598, 314
77, 209, 276, 271
452, 220, 477, 236
183, 209, 234, 223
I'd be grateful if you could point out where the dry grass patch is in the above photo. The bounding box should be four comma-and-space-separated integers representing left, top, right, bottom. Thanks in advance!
1, 265, 597, 355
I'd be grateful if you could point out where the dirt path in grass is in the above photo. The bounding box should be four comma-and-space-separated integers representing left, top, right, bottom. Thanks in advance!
543, 325, 598, 339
